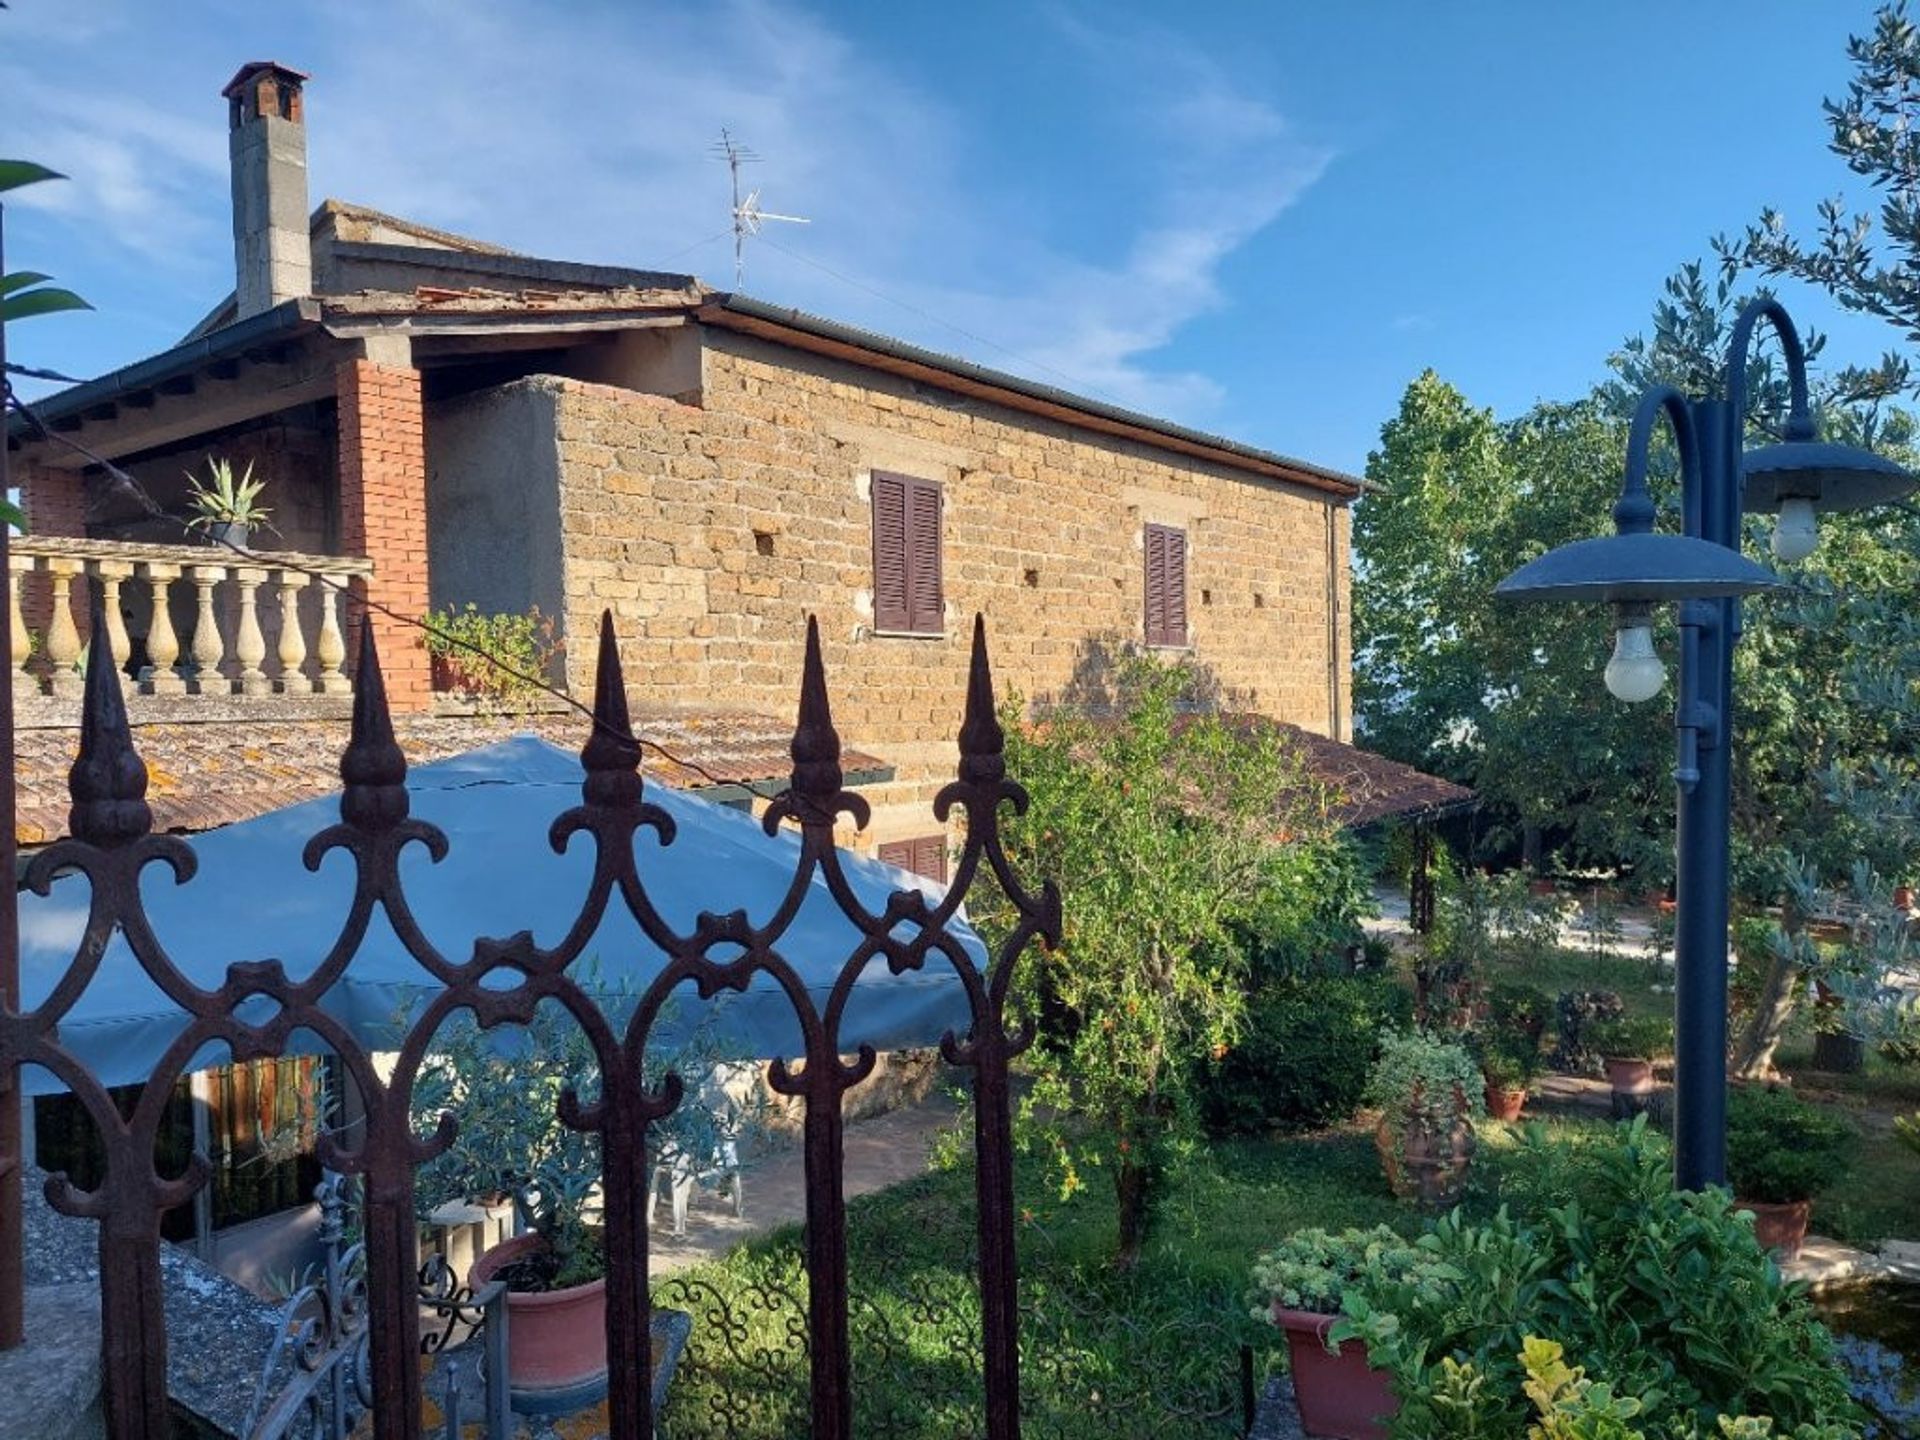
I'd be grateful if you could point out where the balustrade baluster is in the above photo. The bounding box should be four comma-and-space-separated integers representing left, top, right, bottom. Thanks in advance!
45, 560, 82, 699
94, 560, 133, 695
137, 563, 184, 695
274, 569, 308, 693
9, 555, 35, 701
232, 566, 270, 696
188, 564, 227, 694
313, 573, 350, 694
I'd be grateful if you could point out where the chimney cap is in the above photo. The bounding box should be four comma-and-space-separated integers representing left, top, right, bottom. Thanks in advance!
221, 61, 310, 101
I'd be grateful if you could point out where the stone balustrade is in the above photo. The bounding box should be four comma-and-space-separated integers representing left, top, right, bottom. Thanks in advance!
9, 537, 372, 705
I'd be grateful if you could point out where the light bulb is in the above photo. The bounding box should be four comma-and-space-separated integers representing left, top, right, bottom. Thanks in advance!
1604, 621, 1666, 703
1772, 496, 1819, 562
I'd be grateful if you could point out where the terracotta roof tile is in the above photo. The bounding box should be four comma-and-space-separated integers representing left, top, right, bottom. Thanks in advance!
14, 709, 890, 846
1263, 720, 1476, 829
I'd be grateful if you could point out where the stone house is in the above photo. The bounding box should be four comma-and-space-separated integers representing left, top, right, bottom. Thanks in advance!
8, 60, 1366, 870
4, 61, 1475, 1312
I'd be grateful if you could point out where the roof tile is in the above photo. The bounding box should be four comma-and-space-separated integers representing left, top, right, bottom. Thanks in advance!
14, 709, 889, 846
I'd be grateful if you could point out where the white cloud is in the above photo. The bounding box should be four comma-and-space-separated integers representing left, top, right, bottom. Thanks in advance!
1, 0, 1330, 421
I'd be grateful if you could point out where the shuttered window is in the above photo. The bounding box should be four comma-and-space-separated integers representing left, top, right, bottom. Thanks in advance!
871, 471, 944, 635
878, 834, 949, 883
1144, 523, 1189, 647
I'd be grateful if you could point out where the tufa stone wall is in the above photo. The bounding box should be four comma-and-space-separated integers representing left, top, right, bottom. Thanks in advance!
505, 329, 1350, 845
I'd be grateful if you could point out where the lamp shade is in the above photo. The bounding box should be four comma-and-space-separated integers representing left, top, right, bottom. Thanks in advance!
1494, 532, 1783, 604
1742, 439, 1915, 514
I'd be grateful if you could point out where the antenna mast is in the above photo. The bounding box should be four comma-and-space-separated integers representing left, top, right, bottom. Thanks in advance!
712, 128, 809, 288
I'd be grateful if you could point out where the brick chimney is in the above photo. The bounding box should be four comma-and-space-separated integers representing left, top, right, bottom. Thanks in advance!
222, 61, 311, 318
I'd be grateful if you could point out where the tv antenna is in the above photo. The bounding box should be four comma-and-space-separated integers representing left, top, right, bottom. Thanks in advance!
713, 128, 810, 288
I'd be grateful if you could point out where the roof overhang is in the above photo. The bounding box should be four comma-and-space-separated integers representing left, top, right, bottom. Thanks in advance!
6, 299, 323, 461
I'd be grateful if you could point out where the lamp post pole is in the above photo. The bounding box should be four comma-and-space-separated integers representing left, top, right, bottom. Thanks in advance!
1673, 388, 1738, 1190
1498, 297, 1915, 1193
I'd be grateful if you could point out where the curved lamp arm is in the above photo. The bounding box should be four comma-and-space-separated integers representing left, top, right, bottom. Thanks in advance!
1726, 296, 1815, 444
1615, 385, 1699, 535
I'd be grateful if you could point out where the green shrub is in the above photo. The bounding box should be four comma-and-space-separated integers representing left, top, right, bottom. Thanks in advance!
1239, 834, 1380, 981
1725, 1085, 1855, 1205
1329, 1121, 1861, 1439
424, 602, 563, 709
1487, 982, 1554, 1047
1197, 975, 1412, 1135
1587, 1013, 1674, 1061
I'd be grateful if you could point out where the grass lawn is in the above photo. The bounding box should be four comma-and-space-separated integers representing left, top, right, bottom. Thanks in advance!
652, 1113, 1641, 1440
655, 1124, 1413, 1439
1775, 1040, 1920, 1249
1469, 942, 1673, 1021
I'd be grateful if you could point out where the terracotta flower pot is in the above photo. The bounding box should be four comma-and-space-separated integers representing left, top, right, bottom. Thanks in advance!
1268, 1305, 1398, 1440
472, 1233, 609, 1414
1601, 1055, 1655, 1095
1375, 1114, 1475, 1208
1739, 1198, 1812, 1261
1484, 1083, 1527, 1123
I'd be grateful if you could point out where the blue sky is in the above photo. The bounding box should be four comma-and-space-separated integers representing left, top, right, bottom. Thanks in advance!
0, 0, 1901, 476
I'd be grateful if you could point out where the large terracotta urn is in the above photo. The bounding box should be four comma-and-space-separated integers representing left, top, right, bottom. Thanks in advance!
1375, 1113, 1474, 1208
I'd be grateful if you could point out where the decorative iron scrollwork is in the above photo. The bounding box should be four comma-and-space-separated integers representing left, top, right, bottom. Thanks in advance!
2, 608, 1057, 1440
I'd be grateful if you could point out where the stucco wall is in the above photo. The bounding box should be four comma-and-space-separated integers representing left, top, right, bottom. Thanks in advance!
425, 378, 567, 638
535, 326, 1352, 845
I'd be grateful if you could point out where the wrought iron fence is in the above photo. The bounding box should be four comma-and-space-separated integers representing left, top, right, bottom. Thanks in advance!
0, 603, 1059, 1440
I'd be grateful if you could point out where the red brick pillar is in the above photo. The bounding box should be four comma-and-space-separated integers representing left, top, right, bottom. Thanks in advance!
336, 359, 432, 709
16, 461, 90, 652
19, 462, 88, 537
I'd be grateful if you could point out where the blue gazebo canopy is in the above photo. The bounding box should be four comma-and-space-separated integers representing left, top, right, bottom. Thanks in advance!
18, 735, 983, 1094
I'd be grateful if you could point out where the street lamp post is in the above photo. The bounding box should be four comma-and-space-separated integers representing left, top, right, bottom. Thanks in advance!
1496, 298, 1917, 1191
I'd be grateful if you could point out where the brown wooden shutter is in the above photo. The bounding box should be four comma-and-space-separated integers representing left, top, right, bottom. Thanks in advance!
872, 471, 943, 635
906, 481, 943, 633
872, 473, 911, 633
913, 834, 948, 883
1164, 527, 1188, 645
878, 835, 947, 881
1144, 524, 1188, 646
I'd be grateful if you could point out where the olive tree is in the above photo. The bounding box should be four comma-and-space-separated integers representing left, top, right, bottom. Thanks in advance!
987, 646, 1340, 1268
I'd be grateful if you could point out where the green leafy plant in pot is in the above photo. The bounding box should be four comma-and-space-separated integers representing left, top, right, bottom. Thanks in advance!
1248, 1226, 1440, 1440
411, 992, 759, 1411
1587, 1013, 1672, 1112
184, 456, 273, 549
1726, 1084, 1855, 1260
1477, 1035, 1542, 1123
1364, 1029, 1483, 1207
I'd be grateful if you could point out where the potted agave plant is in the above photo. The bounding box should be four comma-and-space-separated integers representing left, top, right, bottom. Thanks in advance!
184, 456, 273, 549
1589, 1014, 1672, 1117
413, 996, 755, 1414
1248, 1226, 1429, 1440
1365, 1029, 1483, 1207
1726, 1084, 1855, 1260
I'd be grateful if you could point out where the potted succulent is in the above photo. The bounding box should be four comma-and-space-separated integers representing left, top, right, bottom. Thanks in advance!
413, 997, 756, 1414
1588, 1014, 1672, 1115
1365, 1029, 1483, 1207
1248, 1226, 1430, 1440
184, 456, 273, 548
1726, 1084, 1855, 1260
